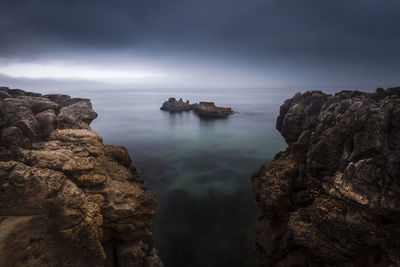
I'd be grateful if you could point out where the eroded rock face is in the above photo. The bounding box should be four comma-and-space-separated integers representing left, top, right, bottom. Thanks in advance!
252, 88, 400, 266
0, 87, 163, 267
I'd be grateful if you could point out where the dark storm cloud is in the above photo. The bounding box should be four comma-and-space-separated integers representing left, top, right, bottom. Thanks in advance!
1, 0, 400, 65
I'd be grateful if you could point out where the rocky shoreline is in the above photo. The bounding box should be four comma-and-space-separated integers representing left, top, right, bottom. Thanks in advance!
160, 97, 233, 118
252, 87, 400, 266
2, 84, 399, 266
0, 87, 163, 266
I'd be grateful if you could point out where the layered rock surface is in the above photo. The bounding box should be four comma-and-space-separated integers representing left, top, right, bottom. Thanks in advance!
160, 97, 232, 118
0, 87, 163, 267
252, 88, 400, 266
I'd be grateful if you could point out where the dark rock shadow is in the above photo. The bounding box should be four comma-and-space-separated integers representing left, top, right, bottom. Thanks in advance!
154, 188, 261, 267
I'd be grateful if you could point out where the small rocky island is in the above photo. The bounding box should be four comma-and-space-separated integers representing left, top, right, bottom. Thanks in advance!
160, 97, 232, 118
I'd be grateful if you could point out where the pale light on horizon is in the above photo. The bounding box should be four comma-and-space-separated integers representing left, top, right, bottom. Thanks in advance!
0, 61, 168, 84
0, 58, 281, 89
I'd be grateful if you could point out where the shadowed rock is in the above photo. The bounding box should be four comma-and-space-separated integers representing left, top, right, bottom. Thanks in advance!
252, 88, 400, 266
0, 86, 163, 267
35, 109, 57, 140
193, 102, 232, 118
160, 97, 191, 112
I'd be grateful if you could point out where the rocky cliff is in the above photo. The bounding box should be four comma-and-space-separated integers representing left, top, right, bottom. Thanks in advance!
252, 88, 400, 266
0, 87, 163, 267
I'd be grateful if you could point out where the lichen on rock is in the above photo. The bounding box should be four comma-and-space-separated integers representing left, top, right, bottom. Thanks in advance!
0, 87, 163, 267
252, 88, 400, 266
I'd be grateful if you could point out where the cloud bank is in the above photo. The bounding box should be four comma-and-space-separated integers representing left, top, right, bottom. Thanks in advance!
1, 0, 399, 89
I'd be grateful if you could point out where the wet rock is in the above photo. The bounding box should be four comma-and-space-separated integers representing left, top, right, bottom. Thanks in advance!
252, 87, 400, 266
0, 86, 163, 267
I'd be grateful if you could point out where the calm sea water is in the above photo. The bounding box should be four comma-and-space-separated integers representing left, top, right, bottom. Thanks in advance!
42, 87, 298, 266
35, 85, 376, 266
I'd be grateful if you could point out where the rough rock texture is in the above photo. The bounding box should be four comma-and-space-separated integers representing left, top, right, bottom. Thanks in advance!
0, 87, 163, 267
252, 88, 400, 266
160, 97, 232, 118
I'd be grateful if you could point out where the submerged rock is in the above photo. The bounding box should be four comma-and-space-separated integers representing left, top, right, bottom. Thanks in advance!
161, 97, 233, 118
252, 88, 400, 266
0, 87, 163, 267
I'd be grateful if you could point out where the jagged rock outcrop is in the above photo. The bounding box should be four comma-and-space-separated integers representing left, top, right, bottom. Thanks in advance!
160, 97, 191, 112
160, 98, 232, 118
0, 87, 163, 267
252, 88, 400, 266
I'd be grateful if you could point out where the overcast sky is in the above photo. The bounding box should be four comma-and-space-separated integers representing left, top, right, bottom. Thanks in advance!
0, 0, 399, 90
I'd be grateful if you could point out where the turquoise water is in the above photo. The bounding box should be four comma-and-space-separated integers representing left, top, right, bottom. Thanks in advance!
43, 87, 294, 266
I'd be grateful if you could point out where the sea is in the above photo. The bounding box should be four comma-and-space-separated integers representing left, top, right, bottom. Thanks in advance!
39, 86, 340, 266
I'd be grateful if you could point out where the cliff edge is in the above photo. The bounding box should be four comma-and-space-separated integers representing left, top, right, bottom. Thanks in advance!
0, 87, 163, 267
252, 88, 400, 266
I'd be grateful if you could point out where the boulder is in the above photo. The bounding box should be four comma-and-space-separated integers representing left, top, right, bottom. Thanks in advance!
35, 109, 57, 140
27, 96, 61, 114
2, 97, 40, 144
57, 100, 98, 129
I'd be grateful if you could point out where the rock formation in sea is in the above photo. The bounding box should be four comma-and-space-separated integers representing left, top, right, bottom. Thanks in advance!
191, 102, 232, 118
0, 86, 163, 267
160, 97, 191, 112
160, 97, 232, 118
252, 87, 400, 266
